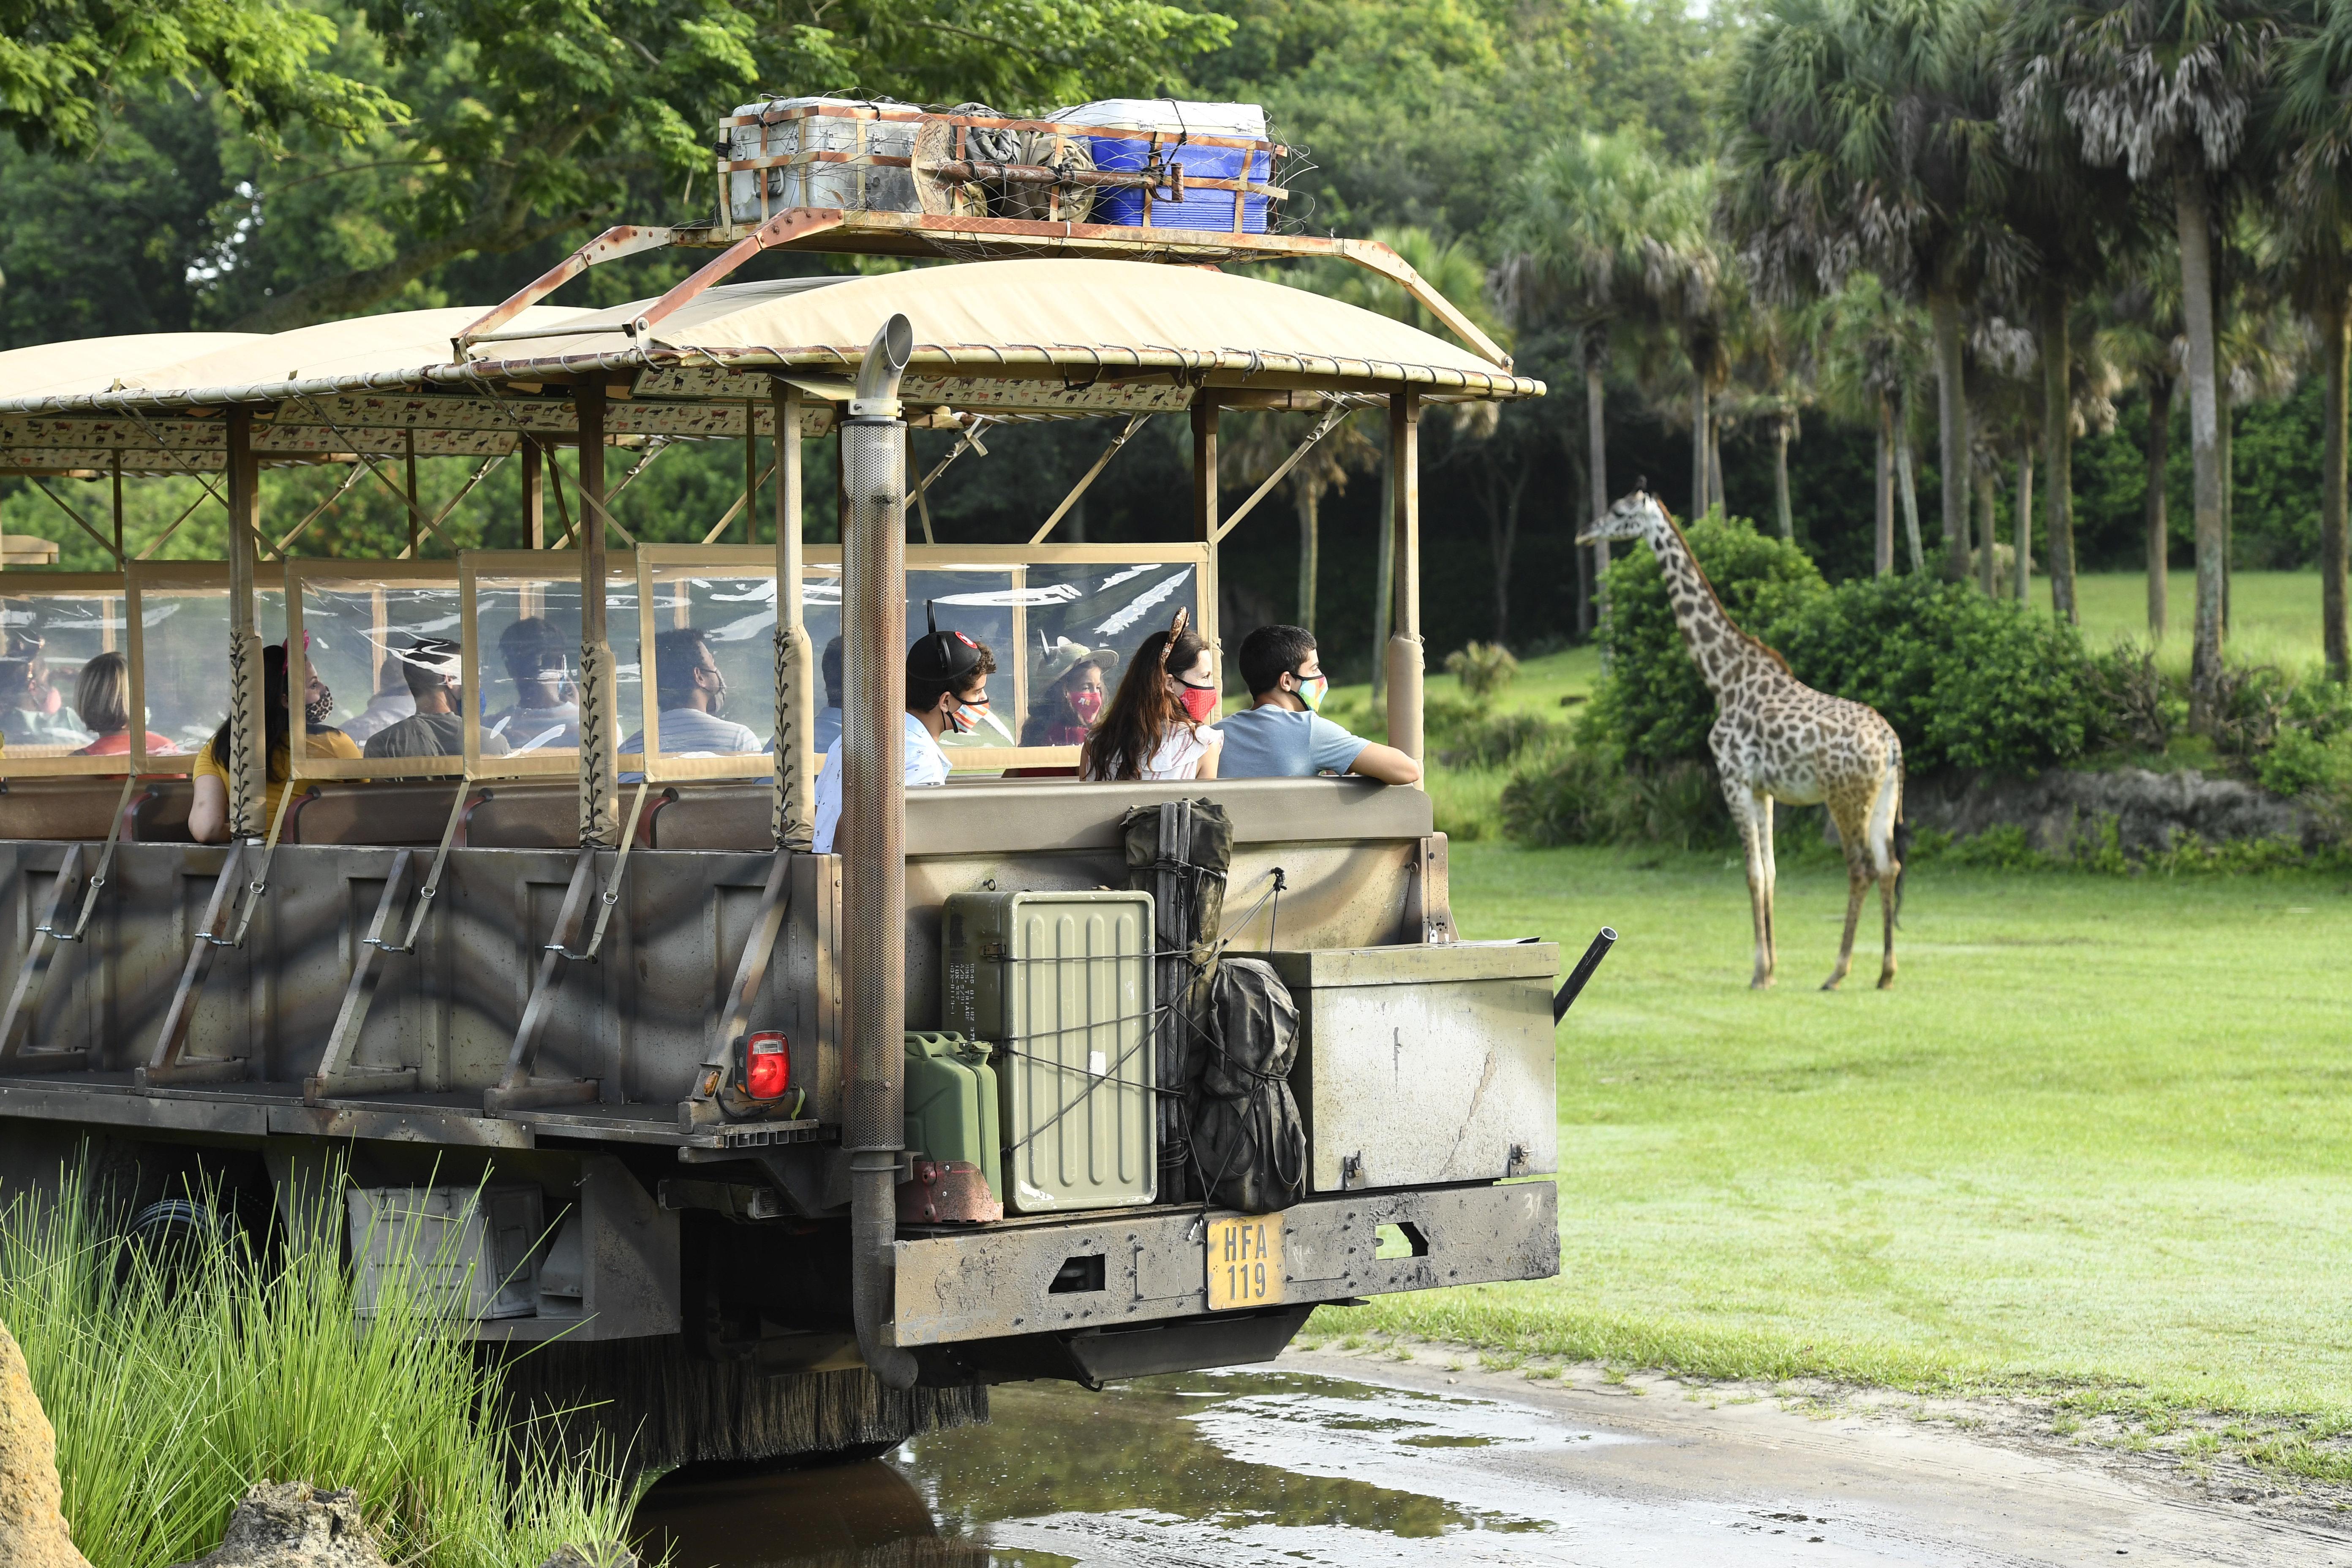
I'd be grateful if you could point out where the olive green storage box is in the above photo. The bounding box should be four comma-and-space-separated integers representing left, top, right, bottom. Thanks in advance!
942, 889, 1156, 1212
902, 1032, 1002, 1204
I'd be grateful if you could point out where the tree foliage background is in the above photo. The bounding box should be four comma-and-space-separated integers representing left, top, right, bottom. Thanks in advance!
0, 0, 2314, 679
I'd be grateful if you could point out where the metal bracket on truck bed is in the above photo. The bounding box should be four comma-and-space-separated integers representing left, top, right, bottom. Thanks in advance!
0, 841, 90, 1075
138, 841, 252, 1087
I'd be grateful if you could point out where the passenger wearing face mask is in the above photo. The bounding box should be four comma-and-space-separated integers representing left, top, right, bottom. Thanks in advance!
621, 627, 762, 765
1214, 623, 1420, 785
189, 642, 365, 843
1079, 608, 1221, 782
811, 609, 996, 855
1020, 636, 1120, 747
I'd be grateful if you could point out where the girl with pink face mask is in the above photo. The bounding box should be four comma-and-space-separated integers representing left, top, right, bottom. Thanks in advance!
1078, 608, 1222, 782
1021, 637, 1122, 747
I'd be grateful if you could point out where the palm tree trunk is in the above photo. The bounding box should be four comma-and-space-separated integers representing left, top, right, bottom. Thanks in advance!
1707, 413, 1725, 511
1976, 455, 1997, 595
1691, 379, 1710, 517
1875, 391, 1895, 577
1587, 335, 1610, 656
1895, 383, 1924, 574
1931, 290, 1970, 580
1490, 466, 1528, 646
2177, 174, 2227, 729
2324, 299, 2349, 682
2145, 374, 2171, 640
2218, 367, 2233, 635
2014, 443, 2034, 603
2040, 285, 2078, 623
1773, 414, 1794, 542
1297, 483, 1320, 634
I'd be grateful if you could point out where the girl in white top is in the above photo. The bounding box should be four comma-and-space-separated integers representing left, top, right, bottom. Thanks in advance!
1080, 608, 1222, 782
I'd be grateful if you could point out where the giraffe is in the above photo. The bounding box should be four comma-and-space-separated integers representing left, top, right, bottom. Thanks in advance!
1581, 487, 1905, 990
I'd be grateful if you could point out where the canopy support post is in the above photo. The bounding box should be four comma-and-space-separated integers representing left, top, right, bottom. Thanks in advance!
577, 385, 618, 849
1385, 391, 1424, 773
110, 452, 123, 560
773, 381, 814, 849
523, 436, 544, 548
404, 428, 420, 558
226, 407, 267, 840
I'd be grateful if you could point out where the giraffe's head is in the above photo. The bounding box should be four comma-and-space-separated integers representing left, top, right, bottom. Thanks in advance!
1578, 486, 1669, 545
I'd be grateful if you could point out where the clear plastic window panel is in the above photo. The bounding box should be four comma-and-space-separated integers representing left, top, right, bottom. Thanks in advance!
0, 581, 135, 768
293, 574, 468, 777
130, 572, 288, 773
468, 562, 641, 777
1006, 560, 1200, 755
796, 564, 1024, 756
636, 565, 779, 780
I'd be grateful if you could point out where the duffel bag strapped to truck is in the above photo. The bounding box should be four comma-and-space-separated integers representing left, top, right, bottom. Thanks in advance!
1122, 798, 1233, 1200
1189, 956, 1307, 1215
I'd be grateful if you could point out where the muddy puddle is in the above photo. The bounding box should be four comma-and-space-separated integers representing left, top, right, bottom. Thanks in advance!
630, 1366, 1847, 1568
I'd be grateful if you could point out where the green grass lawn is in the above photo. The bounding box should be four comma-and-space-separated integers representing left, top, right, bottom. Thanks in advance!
1334, 841, 2352, 1451
2041, 568, 2328, 675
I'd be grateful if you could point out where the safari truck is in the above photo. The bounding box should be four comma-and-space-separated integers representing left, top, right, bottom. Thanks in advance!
0, 99, 1561, 1465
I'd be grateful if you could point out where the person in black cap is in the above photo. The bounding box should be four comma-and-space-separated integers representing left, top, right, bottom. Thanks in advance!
363, 637, 511, 762
811, 608, 995, 855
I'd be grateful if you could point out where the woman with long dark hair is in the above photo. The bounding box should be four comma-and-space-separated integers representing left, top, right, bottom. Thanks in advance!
1079, 609, 1222, 781
188, 642, 361, 842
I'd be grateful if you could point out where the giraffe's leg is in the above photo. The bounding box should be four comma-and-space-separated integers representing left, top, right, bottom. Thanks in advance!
1756, 792, 1778, 987
1823, 799, 1868, 992
1723, 781, 1772, 989
1869, 765, 1903, 989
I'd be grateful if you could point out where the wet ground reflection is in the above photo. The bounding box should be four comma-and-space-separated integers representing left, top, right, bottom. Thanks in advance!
631, 1368, 1612, 1568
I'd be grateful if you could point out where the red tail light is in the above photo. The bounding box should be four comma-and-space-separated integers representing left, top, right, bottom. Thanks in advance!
746, 1031, 790, 1100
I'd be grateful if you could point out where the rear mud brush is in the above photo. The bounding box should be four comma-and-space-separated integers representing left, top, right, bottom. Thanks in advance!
842, 313, 920, 1391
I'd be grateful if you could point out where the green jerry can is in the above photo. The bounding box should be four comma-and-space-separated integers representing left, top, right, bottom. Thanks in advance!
899, 1032, 1003, 1224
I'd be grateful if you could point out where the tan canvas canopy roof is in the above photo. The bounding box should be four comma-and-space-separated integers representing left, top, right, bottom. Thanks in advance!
0, 332, 262, 403
0, 260, 1535, 466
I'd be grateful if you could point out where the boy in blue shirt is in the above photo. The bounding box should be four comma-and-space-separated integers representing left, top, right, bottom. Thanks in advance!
1214, 624, 1421, 785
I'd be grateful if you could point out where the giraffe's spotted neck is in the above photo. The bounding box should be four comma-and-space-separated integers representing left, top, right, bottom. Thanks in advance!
1639, 509, 1780, 697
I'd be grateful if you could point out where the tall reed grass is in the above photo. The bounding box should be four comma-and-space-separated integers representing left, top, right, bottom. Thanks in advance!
0, 1165, 645, 1568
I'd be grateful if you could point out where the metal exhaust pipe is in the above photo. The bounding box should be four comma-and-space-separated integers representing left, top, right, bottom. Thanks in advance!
842, 314, 920, 1391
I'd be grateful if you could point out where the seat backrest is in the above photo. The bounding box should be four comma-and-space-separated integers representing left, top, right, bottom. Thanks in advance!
288, 780, 474, 846
0, 778, 137, 841
133, 780, 193, 843
463, 780, 580, 849
646, 786, 771, 851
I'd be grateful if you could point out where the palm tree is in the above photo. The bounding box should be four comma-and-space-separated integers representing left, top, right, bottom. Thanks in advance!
1497, 133, 1687, 628
2096, 263, 2185, 637
2004, 0, 2278, 727
1993, 43, 2139, 627
1220, 410, 1380, 639
1813, 273, 1931, 575
2258, 14, 2352, 678
1724, 0, 2016, 583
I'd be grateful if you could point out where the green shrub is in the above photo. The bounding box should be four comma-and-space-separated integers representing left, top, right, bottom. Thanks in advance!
1443, 641, 1519, 700
1429, 704, 1565, 770
1589, 510, 2100, 776
1771, 576, 2103, 772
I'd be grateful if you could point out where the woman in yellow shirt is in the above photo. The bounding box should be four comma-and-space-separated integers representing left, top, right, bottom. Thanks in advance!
190, 642, 362, 842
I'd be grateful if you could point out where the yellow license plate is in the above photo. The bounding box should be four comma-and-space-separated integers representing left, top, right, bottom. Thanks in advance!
1205, 1214, 1284, 1311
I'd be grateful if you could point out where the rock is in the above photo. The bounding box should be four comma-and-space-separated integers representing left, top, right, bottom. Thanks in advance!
0, 1318, 92, 1568
1901, 766, 2321, 858
538, 1548, 639, 1568
171, 1482, 389, 1568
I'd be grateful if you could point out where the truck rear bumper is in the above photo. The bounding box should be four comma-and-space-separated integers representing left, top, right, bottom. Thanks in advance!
889, 1179, 1557, 1348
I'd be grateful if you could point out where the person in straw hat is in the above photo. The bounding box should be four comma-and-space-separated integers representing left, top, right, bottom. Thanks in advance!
1021, 634, 1121, 748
